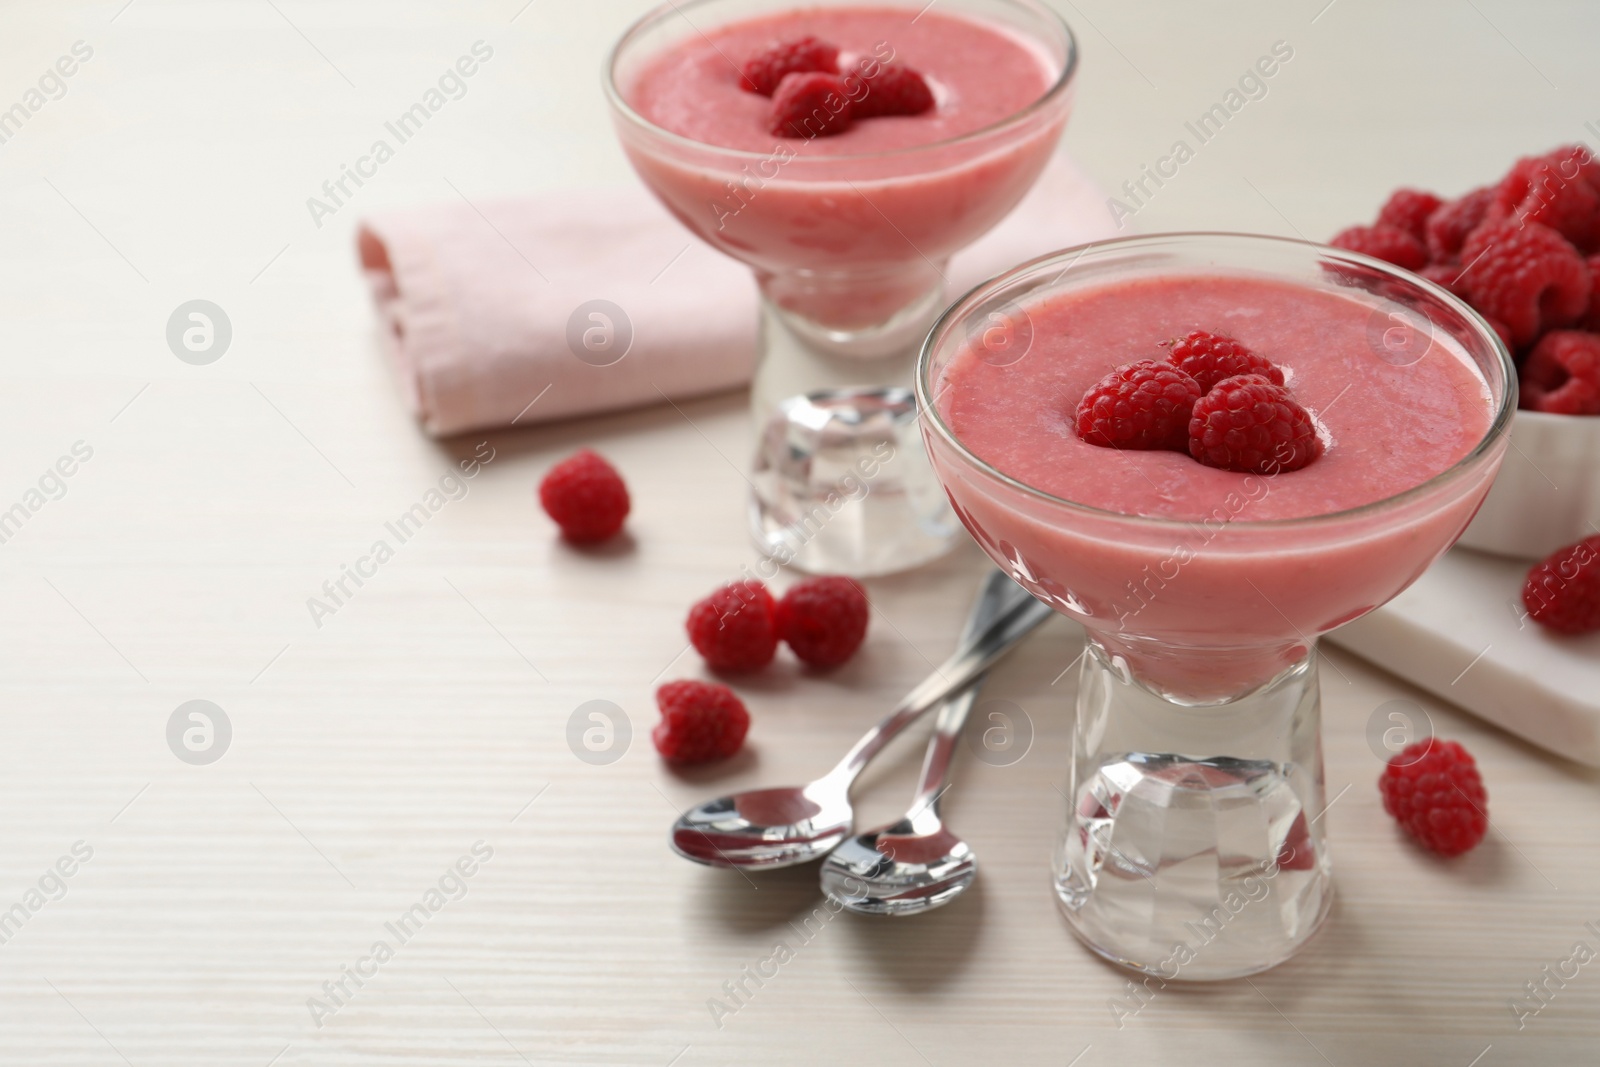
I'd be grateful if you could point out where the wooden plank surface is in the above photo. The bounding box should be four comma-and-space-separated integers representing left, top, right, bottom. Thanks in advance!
1, 1, 1598, 1064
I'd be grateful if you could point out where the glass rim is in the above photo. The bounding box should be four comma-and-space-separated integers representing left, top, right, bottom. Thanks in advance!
601, 0, 1078, 165
915, 230, 1520, 533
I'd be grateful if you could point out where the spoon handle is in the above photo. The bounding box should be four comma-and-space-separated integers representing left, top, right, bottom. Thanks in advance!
908, 678, 982, 813
829, 570, 1051, 782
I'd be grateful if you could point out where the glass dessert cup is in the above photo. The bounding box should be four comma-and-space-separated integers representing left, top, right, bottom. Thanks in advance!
917, 233, 1516, 979
605, 0, 1076, 575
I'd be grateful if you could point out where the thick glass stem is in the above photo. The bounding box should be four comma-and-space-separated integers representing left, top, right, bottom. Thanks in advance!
1055, 637, 1333, 980
749, 288, 962, 576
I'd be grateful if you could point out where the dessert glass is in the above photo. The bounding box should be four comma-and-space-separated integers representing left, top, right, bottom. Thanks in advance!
917, 233, 1515, 978
605, 0, 1076, 575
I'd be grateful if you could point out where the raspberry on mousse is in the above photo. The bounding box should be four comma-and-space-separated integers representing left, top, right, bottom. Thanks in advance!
1187, 374, 1322, 475
738, 36, 839, 96
849, 63, 935, 118
1074, 332, 1322, 476
769, 71, 854, 138
1163, 330, 1285, 393
1074, 359, 1202, 451
743, 37, 938, 138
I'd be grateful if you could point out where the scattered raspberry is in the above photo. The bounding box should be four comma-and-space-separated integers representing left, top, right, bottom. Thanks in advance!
1163, 330, 1284, 393
1188, 374, 1322, 475
686, 580, 778, 673
769, 72, 854, 138
653, 680, 750, 763
1492, 154, 1600, 247
1426, 186, 1494, 263
1458, 221, 1590, 347
1379, 739, 1489, 857
1377, 188, 1444, 241
739, 36, 839, 96
537, 450, 630, 543
1520, 330, 1600, 414
849, 63, 935, 118
1523, 534, 1600, 634
1330, 224, 1427, 270
1075, 360, 1202, 451
776, 576, 870, 668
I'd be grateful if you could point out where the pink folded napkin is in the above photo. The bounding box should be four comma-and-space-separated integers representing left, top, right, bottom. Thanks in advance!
358, 153, 1116, 437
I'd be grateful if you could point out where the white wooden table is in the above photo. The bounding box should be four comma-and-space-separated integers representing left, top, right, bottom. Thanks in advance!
1, 1, 1597, 1063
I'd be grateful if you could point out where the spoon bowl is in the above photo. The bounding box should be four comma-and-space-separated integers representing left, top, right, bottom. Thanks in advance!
820, 814, 977, 915
671, 783, 850, 868
819, 682, 983, 915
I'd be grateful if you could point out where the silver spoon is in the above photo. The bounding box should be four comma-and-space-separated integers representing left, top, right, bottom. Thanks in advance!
820, 675, 985, 915
821, 577, 1002, 915
669, 569, 1050, 869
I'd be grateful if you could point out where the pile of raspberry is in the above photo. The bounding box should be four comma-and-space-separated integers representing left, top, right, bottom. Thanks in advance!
653, 575, 872, 764
1074, 330, 1323, 475
534, 451, 876, 763
1330, 144, 1600, 415
738, 37, 934, 139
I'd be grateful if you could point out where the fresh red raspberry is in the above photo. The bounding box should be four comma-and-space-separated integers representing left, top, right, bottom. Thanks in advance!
1545, 143, 1600, 196
1483, 315, 1514, 351
1426, 186, 1494, 263
776, 576, 870, 668
1580, 253, 1600, 330
686, 580, 778, 673
1330, 224, 1427, 270
849, 64, 935, 118
1163, 330, 1284, 393
1523, 534, 1600, 634
537, 449, 630, 543
739, 36, 839, 96
769, 72, 854, 138
1188, 374, 1322, 475
1423, 265, 1515, 351
1075, 360, 1202, 451
1546, 146, 1600, 250
1418, 262, 1467, 297
1459, 221, 1591, 347
1379, 739, 1489, 857
1520, 330, 1600, 414
1377, 188, 1444, 241
1492, 154, 1600, 247
652, 680, 750, 763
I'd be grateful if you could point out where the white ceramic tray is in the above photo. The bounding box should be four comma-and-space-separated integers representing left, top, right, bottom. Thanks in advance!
1458, 409, 1600, 559
1328, 547, 1600, 765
